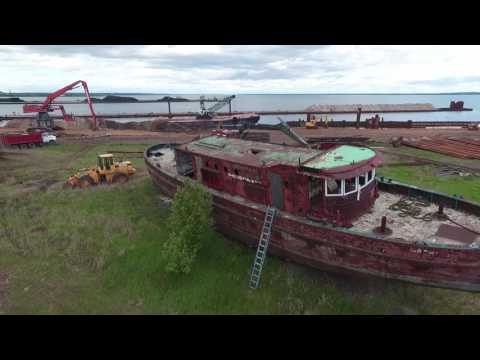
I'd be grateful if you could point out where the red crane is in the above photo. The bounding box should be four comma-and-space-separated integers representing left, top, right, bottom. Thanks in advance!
22, 80, 98, 130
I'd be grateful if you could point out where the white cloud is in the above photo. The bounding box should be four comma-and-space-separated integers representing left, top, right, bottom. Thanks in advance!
0, 45, 479, 93
141, 45, 222, 57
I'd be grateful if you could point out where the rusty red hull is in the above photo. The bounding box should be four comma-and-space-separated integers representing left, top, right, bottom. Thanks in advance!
145, 148, 480, 292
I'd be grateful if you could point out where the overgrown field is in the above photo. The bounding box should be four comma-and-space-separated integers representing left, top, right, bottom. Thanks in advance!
1, 143, 480, 314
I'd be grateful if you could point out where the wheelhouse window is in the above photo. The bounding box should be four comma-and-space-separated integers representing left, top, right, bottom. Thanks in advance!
367, 168, 375, 182
358, 173, 366, 187
344, 177, 358, 195
326, 178, 342, 196
324, 168, 376, 197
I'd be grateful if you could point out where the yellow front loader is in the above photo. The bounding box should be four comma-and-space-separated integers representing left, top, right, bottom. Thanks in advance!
66, 154, 136, 189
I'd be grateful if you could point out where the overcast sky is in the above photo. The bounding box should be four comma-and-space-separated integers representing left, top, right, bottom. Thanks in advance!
0, 45, 479, 93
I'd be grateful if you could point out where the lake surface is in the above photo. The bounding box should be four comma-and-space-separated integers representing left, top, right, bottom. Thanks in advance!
1, 94, 479, 124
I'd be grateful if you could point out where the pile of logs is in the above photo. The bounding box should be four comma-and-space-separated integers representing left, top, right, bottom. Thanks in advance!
402, 137, 480, 159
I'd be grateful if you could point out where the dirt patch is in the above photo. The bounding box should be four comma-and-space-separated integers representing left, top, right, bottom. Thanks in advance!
55, 128, 202, 146
389, 305, 418, 315
31, 226, 48, 237
20, 179, 61, 193
0, 118, 33, 129
100, 119, 152, 131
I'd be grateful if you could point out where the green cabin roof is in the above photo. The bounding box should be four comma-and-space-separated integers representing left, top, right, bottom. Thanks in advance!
302, 145, 376, 170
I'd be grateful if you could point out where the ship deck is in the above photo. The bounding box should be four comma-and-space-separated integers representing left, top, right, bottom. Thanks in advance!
146, 147, 480, 249
353, 192, 480, 246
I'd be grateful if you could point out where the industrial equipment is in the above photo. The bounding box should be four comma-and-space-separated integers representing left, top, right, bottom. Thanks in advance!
0, 132, 43, 148
66, 154, 136, 188
198, 95, 235, 119
305, 115, 319, 129
0, 130, 57, 148
22, 80, 98, 130
277, 117, 310, 148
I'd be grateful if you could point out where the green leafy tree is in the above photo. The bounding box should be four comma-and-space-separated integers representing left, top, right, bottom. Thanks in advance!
162, 179, 213, 274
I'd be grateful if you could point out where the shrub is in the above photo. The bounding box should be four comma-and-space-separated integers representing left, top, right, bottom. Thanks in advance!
162, 179, 213, 274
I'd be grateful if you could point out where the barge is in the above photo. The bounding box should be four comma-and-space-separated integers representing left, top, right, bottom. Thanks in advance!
98, 112, 260, 132
150, 112, 260, 132
144, 134, 480, 291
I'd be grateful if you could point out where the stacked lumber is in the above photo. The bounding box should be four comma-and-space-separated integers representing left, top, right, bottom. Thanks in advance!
448, 137, 480, 147
402, 137, 480, 159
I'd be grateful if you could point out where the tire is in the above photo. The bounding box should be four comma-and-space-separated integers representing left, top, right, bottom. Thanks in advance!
78, 175, 94, 188
112, 173, 129, 184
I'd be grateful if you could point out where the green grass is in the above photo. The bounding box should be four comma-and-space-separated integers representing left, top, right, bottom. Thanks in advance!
1, 144, 480, 314
377, 164, 480, 203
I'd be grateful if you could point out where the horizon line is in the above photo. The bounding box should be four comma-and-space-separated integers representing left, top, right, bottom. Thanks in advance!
1, 91, 479, 95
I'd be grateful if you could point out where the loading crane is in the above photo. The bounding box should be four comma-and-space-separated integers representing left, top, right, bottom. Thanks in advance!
22, 80, 98, 130
198, 95, 235, 119
277, 117, 310, 148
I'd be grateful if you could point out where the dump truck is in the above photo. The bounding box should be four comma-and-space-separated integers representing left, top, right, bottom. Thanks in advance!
66, 153, 136, 188
0, 132, 43, 148
0, 131, 57, 148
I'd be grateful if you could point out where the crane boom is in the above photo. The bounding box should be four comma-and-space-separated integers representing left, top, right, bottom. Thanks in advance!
199, 95, 235, 118
22, 80, 98, 130
207, 95, 235, 114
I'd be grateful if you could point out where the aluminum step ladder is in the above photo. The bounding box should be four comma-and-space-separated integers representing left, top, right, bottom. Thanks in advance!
249, 206, 277, 289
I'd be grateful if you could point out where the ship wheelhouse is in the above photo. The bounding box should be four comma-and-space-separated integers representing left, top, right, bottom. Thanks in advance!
174, 136, 382, 227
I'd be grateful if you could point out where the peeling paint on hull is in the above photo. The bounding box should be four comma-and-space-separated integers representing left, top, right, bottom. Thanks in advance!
145, 148, 480, 292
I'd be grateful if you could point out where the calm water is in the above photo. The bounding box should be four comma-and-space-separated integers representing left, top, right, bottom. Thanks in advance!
1, 94, 480, 124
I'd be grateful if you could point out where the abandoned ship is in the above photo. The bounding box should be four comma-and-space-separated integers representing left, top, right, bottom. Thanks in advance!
145, 133, 480, 292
